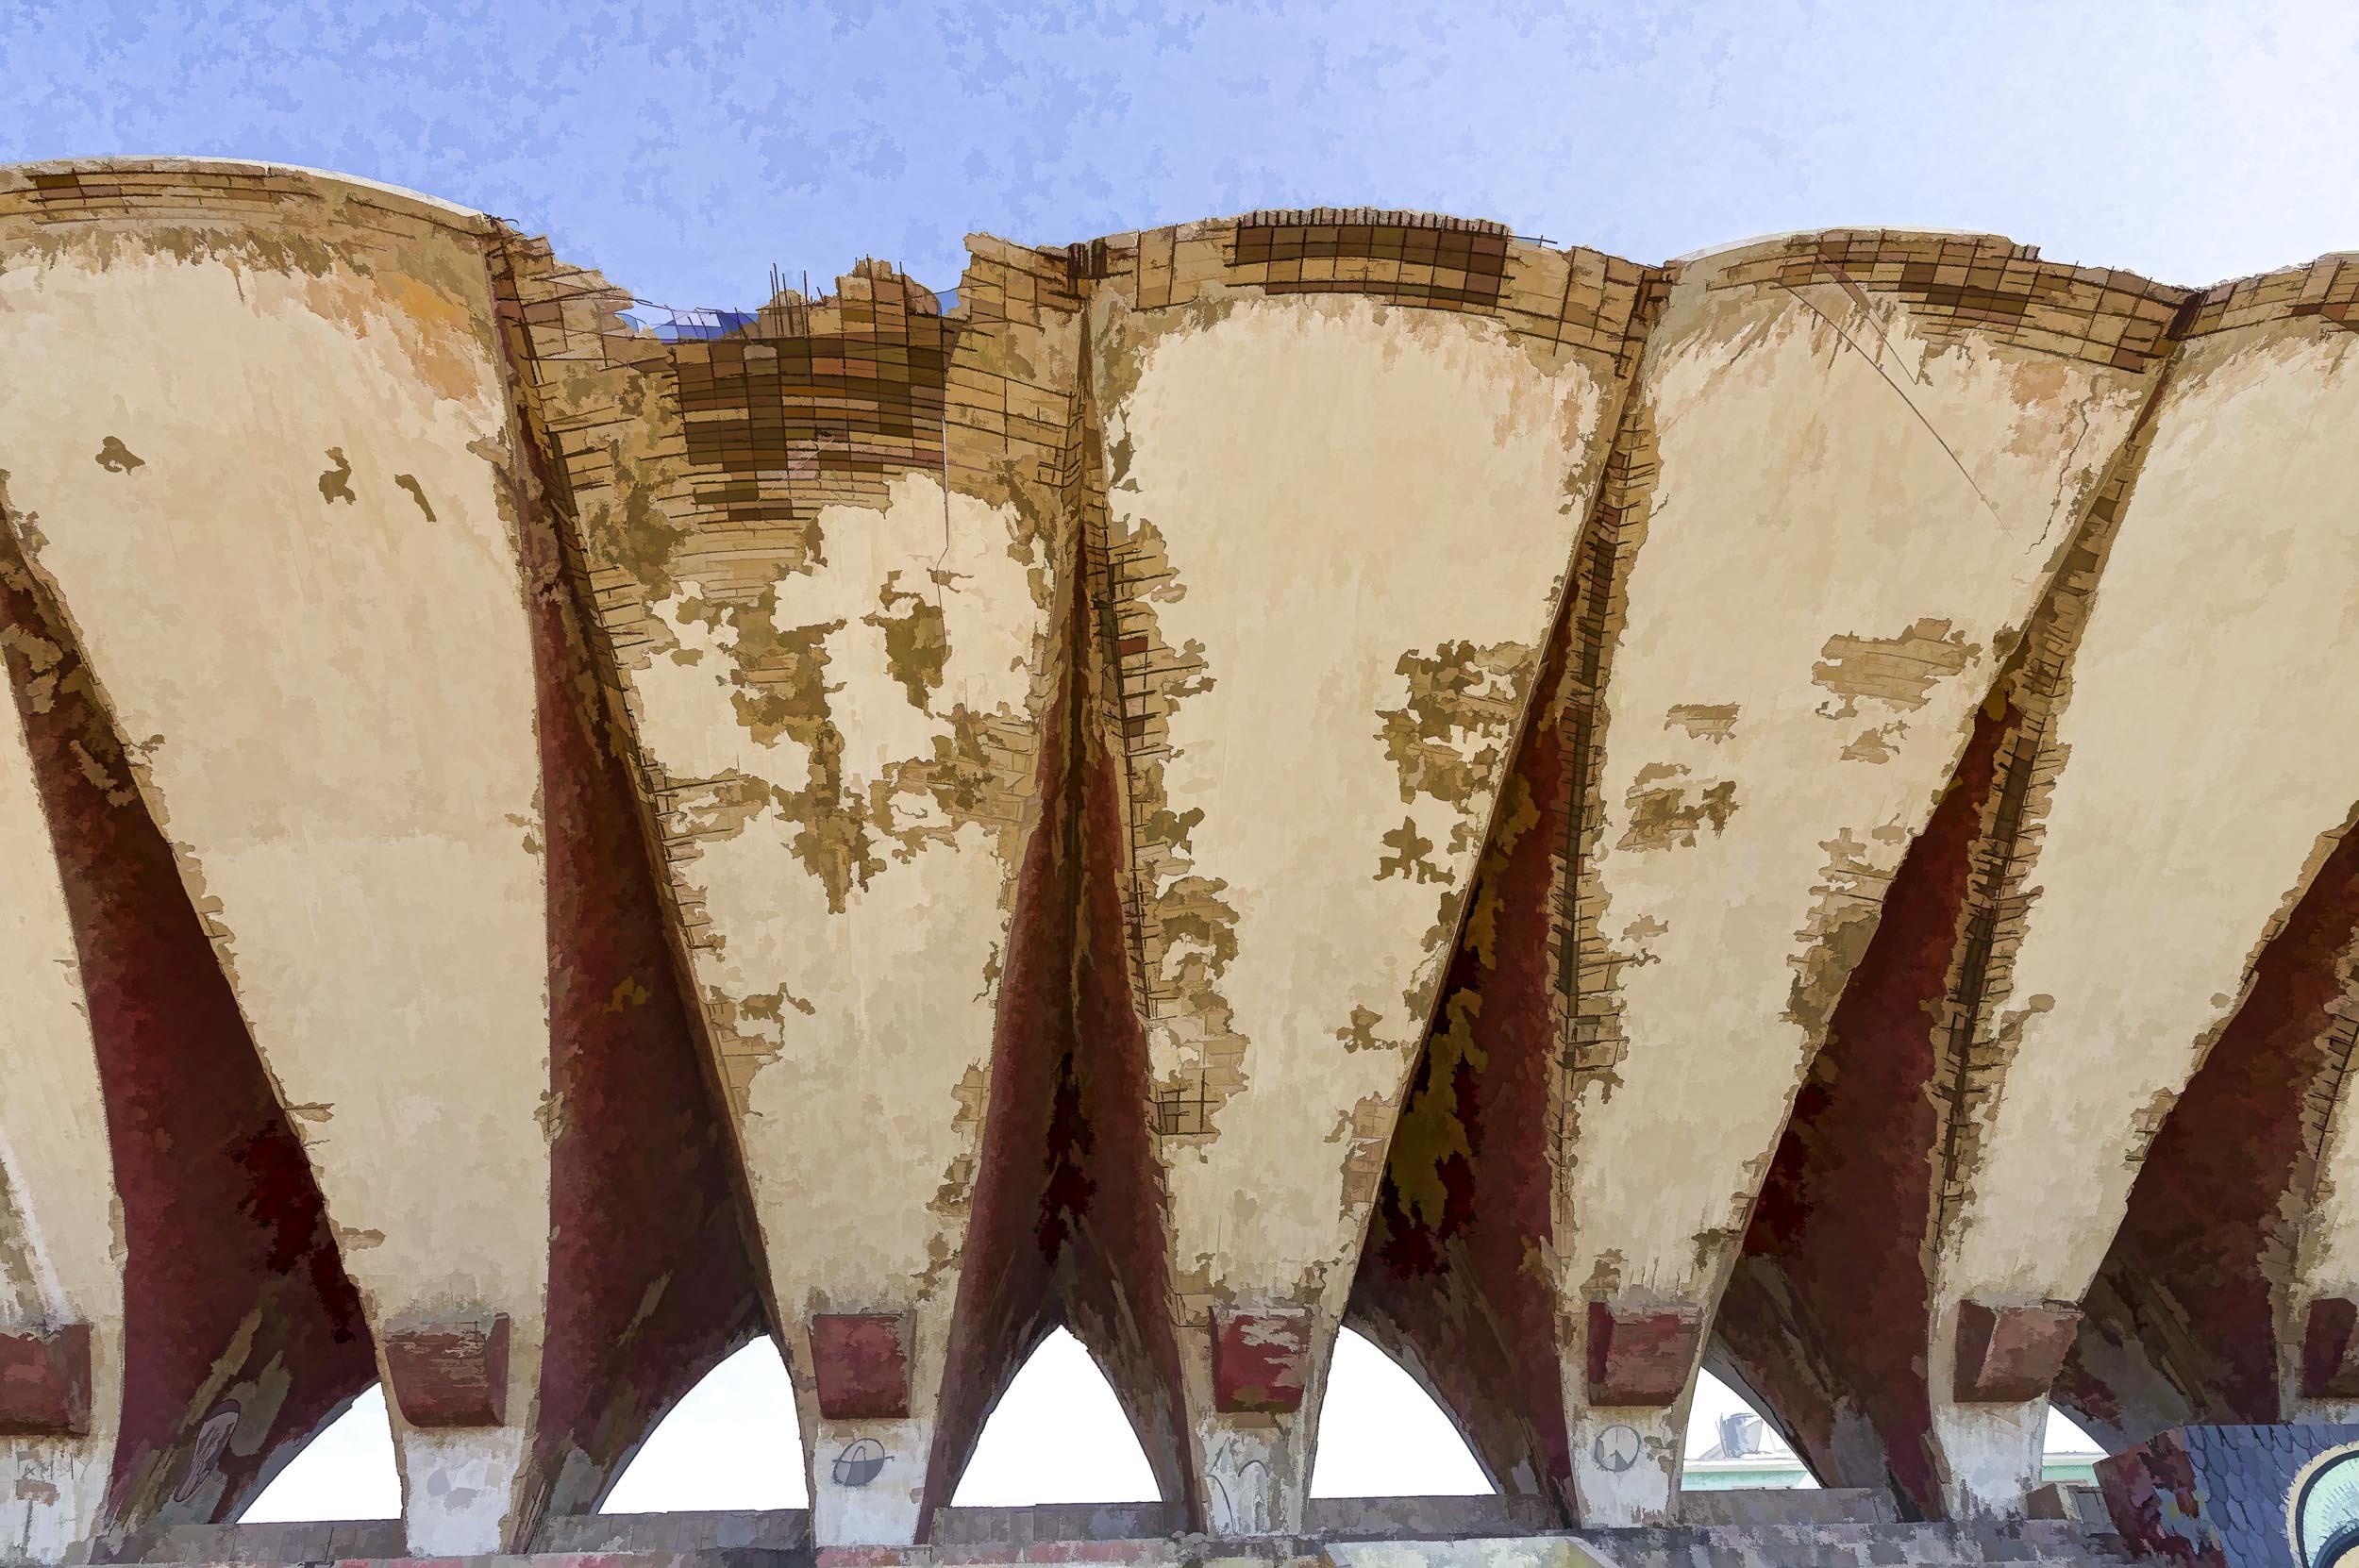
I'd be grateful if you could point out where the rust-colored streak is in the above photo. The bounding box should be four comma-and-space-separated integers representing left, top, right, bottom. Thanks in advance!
0, 525, 372, 1543
2068, 814, 2359, 1432
1729, 694, 2012, 1519
491, 252, 771, 1528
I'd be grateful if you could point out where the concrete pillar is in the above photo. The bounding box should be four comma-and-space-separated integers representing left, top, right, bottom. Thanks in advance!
505, 252, 1092, 1543
1562, 1301, 1706, 1526
0, 688, 119, 1562
1539, 232, 2177, 1524
1079, 221, 1639, 1531
1927, 267, 2359, 1512
0, 169, 554, 1555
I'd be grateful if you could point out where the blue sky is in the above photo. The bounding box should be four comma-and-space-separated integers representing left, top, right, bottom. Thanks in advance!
7, 1, 2355, 310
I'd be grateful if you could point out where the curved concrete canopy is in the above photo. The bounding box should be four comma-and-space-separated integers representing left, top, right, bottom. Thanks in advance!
4, 159, 2358, 1555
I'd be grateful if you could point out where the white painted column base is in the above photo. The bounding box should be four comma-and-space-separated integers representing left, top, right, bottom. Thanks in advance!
1929, 1400, 2046, 1518
1564, 1409, 1681, 1526
398, 1426, 528, 1556
1196, 1416, 1309, 1537
811, 1417, 930, 1546
1, 1439, 106, 1564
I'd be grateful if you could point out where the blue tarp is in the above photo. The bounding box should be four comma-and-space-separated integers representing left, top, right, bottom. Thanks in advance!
619, 306, 761, 342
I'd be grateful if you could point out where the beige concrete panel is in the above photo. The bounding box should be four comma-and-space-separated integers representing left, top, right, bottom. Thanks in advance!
620, 470, 1057, 1543
1091, 289, 1614, 1526
1095, 290, 1606, 1301
503, 243, 1081, 1543
1556, 255, 2152, 1521
0, 221, 549, 1552
1936, 321, 2359, 1464
0, 692, 123, 1561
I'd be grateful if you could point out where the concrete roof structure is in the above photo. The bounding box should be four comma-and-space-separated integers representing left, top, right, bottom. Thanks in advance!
5, 158, 2359, 1568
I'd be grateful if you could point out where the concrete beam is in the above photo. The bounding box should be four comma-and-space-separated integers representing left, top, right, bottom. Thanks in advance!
489, 248, 776, 1526
507, 244, 1105, 1544
1928, 263, 2359, 1513
1345, 264, 1670, 1524
1, 500, 375, 1557
2058, 800, 2359, 1442
0, 696, 118, 1560
0, 170, 553, 1555
1083, 217, 1648, 1533
1551, 231, 2175, 1525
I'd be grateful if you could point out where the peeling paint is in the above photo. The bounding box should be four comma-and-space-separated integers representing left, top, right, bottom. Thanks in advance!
21, 163, 2359, 1553
92, 439, 142, 475
1663, 703, 1738, 744
393, 474, 436, 521
1812, 619, 1979, 718
1615, 764, 1738, 853
315, 447, 355, 505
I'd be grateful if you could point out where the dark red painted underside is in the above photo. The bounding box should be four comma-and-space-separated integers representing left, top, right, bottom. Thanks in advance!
494, 262, 774, 1529
1348, 587, 1580, 1515
1726, 696, 2012, 1518
923, 522, 1196, 1532
2069, 811, 2359, 1431
0, 535, 373, 1544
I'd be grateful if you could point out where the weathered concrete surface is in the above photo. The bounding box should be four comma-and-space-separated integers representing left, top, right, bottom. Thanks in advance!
1951, 266, 2359, 1470
0, 652, 120, 1560
1337, 256, 1665, 1520
0, 529, 375, 1558
1080, 216, 1647, 1534
1, 161, 786, 1557
1927, 266, 2359, 1510
14, 158, 2359, 1555
0, 169, 554, 1555
130, 1499, 2127, 1568
1548, 233, 2174, 1526
501, 238, 1119, 1542
489, 249, 773, 1528
1705, 262, 2191, 1517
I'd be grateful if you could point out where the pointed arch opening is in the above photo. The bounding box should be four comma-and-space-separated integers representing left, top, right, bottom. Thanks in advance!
1685, 1369, 1820, 1490
2041, 1401, 2105, 1483
951, 1327, 1160, 1506
238, 1385, 401, 1522
600, 1335, 807, 1512
1309, 1326, 1491, 1498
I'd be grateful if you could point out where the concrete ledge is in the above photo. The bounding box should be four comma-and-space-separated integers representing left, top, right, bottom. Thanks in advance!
129, 1510, 2118, 1567
2022, 1481, 2107, 1526
1676, 1486, 1899, 1526
150, 1518, 408, 1561
929, 1504, 1174, 1544
539, 1511, 814, 1553
1304, 1495, 1557, 1540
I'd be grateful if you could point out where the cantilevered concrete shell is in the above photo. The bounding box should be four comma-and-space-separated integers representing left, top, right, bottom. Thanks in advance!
4, 158, 2358, 1563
